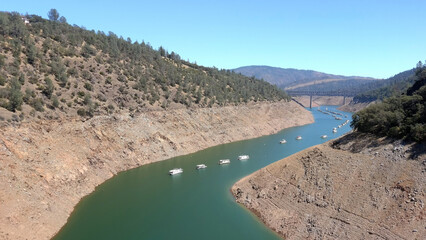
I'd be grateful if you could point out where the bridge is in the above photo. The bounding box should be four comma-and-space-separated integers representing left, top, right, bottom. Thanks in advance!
286, 90, 357, 108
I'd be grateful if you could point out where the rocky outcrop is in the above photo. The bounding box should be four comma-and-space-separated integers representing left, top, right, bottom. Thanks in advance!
0, 101, 313, 240
232, 133, 425, 239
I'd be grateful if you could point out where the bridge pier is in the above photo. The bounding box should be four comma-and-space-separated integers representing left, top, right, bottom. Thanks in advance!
309, 94, 312, 109
343, 96, 346, 105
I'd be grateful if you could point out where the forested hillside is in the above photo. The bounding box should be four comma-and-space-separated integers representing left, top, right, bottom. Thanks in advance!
0, 11, 289, 122
353, 68, 417, 102
352, 66, 426, 142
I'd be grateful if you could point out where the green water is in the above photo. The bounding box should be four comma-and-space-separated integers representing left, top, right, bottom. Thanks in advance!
53, 106, 352, 240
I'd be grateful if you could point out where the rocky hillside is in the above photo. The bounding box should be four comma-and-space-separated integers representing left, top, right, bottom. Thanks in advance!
0, 101, 314, 240
0, 11, 288, 123
232, 133, 425, 239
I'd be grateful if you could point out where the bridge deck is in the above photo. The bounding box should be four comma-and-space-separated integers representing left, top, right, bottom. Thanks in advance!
286, 90, 357, 97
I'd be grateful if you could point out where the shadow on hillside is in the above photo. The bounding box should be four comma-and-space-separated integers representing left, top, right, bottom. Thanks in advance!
331, 132, 391, 153
409, 141, 426, 160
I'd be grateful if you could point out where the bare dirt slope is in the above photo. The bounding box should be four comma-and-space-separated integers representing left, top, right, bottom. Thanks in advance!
232, 133, 425, 239
0, 101, 313, 240
338, 100, 374, 113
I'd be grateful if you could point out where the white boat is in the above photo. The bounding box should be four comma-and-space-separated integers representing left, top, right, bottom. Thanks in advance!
279, 139, 287, 144
196, 164, 207, 169
332, 129, 337, 133
169, 168, 183, 175
296, 136, 302, 140
219, 159, 230, 165
238, 155, 250, 160
321, 135, 327, 139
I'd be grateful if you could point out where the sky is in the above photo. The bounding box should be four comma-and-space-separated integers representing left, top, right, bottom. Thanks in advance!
2, 0, 426, 79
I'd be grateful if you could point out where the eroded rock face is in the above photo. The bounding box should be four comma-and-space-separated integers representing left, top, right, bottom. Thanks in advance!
232, 136, 425, 239
0, 101, 313, 240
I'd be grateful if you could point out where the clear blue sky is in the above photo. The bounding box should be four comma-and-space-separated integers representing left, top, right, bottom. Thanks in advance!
3, 0, 425, 78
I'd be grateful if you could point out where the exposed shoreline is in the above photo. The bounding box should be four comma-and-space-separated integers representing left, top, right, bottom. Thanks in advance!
0, 101, 314, 240
232, 133, 425, 239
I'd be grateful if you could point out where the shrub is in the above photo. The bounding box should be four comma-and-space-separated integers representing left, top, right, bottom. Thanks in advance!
77, 108, 86, 116
0, 75, 5, 86
31, 98, 44, 112
52, 96, 59, 108
83, 94, 92, 105
84, 82, 93, 91
81, 44, 96, 58
117, 74, 127, 82
7, 78, 23, 112
81, 70, 91, 80
105, 77, 112, 85
42, 77, 54, 98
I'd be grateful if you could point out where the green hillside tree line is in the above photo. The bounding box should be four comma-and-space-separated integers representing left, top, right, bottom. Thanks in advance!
0, 10, 289, 120
352, 66, 426, 142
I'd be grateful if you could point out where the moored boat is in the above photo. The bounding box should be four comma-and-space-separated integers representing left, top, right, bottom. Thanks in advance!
296, 136, 302, 140
279, 139, 287, 144
321, 135, 327, 139
238, 155, 250, 160
196, 164, 207, 169
219, 159, 230, 165
169, 168, 183, 175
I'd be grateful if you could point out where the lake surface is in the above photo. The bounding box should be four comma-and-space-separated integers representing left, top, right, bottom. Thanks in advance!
53, 106, 352, 240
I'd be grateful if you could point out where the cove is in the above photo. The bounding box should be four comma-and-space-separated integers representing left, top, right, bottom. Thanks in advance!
53, 106, 353, 240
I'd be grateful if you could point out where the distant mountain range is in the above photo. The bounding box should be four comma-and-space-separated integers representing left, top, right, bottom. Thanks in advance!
233, 65, 378, 92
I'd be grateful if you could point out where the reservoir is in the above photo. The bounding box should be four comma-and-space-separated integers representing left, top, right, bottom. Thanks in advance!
53, 106, 352, 240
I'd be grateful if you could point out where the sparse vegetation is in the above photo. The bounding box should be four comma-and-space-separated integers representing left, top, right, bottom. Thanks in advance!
0, 10, 289, 121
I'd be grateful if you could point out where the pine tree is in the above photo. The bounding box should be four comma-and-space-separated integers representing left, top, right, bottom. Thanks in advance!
7, 78, 23, 112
